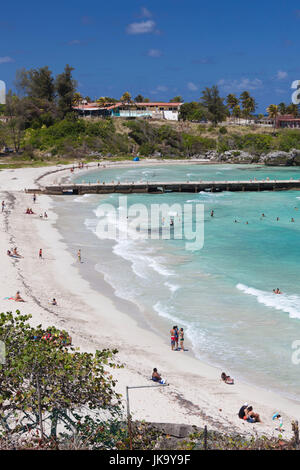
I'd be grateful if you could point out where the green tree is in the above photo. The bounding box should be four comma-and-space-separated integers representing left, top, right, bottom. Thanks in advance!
226, 94, 239, 116
232, 104, 242, 123
278, 102, 287, 115
120, 92, 132, 103
0, 311, 122, 439
266, 104, 279, 130
179, 102, 206, 121
4, 91, 26, 152
73, 92, 83, 106
169, 96, 183, 103
15, 67, 55, 102
200, 86, 227, 126
55, 65, 77, 118
286, 103, 299, 117
134, 94, 144, 103
240, 91, 257, 122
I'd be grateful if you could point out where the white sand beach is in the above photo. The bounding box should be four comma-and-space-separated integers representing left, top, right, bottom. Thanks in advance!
0, 161, 299, 439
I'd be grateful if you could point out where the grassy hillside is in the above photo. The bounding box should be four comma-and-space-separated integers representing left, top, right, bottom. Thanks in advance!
1, 117, 300, 167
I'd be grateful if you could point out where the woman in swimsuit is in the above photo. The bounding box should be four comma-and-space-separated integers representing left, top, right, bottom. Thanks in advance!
179, 328, 184, 352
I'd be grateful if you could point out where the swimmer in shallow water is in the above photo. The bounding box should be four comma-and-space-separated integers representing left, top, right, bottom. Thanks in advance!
273, 288, 282, 294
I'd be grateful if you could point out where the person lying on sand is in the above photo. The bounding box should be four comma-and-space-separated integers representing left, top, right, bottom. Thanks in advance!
13, 247, 23, 258
14, 291, 25, 302
152, 368, 166, 385
221, 372, 234, 384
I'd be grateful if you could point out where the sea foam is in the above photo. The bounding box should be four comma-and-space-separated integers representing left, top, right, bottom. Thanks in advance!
236, 283, 300, 319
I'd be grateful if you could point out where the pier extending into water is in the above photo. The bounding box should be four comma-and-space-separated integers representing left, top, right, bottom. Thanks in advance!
26, 179, 300, 195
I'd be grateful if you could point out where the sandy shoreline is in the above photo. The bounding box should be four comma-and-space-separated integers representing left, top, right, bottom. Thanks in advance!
0, 161, 299, 439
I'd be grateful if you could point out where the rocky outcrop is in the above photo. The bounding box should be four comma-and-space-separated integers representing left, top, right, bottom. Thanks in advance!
260, 150, 293, 166
197, 148, 300, 166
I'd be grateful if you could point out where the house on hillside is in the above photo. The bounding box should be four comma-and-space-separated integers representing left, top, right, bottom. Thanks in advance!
73, 101, 182, 121
276, 114, 300, 129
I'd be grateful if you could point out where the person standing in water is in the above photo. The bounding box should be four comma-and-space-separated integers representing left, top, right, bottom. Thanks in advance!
211, 210, 214, 217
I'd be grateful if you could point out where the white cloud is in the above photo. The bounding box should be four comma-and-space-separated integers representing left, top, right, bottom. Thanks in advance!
147, 49, 162, 57
126, 20, 156, 35
276, 70, 288, 80
218, 78, 263, 91
151, 85, 168, 95
0, 56, 14, 64
187, 81, 198, 91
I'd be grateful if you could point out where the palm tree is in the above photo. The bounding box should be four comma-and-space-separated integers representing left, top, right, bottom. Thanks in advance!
72, 92, 83, 106
120, 92, 132, 103
286, 103, 299, 117
240, 91, 257, 123
278, 102, 287, 115
232, 105, 242, 125
266, 104, 279, 130
226, 93, 239, 119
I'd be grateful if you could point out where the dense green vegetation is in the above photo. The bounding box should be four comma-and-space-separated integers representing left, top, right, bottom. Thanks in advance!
2, 115, 300, 163
0, 65, 300, 165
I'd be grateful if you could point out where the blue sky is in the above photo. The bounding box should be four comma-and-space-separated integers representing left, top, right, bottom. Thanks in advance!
1, 0, 300, 112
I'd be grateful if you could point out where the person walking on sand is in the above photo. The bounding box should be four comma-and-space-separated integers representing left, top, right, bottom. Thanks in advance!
77, 249, 81, 263
2, 201, 5, 212
39, 248, 42, 259
33, 194, 36, 204
179, 328, 185, 351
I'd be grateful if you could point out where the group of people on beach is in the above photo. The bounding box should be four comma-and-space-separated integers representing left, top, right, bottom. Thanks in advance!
7, 247, 22, 258
170, 326, 185, 351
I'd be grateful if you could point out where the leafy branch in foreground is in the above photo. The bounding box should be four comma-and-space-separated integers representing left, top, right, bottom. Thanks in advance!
0, 311, 122, 441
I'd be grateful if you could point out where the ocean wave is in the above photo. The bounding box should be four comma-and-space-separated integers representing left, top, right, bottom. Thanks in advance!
74, 194, 95, 203
236, 283, 300, 319
164, 281, 180, 293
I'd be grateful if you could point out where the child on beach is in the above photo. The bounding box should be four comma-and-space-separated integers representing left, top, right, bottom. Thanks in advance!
272, 412, 283, 430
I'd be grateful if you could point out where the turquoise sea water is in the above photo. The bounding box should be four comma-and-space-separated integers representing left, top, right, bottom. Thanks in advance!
72, 164, 300, 400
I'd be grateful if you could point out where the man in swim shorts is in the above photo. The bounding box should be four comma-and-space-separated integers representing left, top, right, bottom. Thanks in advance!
170, 326, 176, 351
